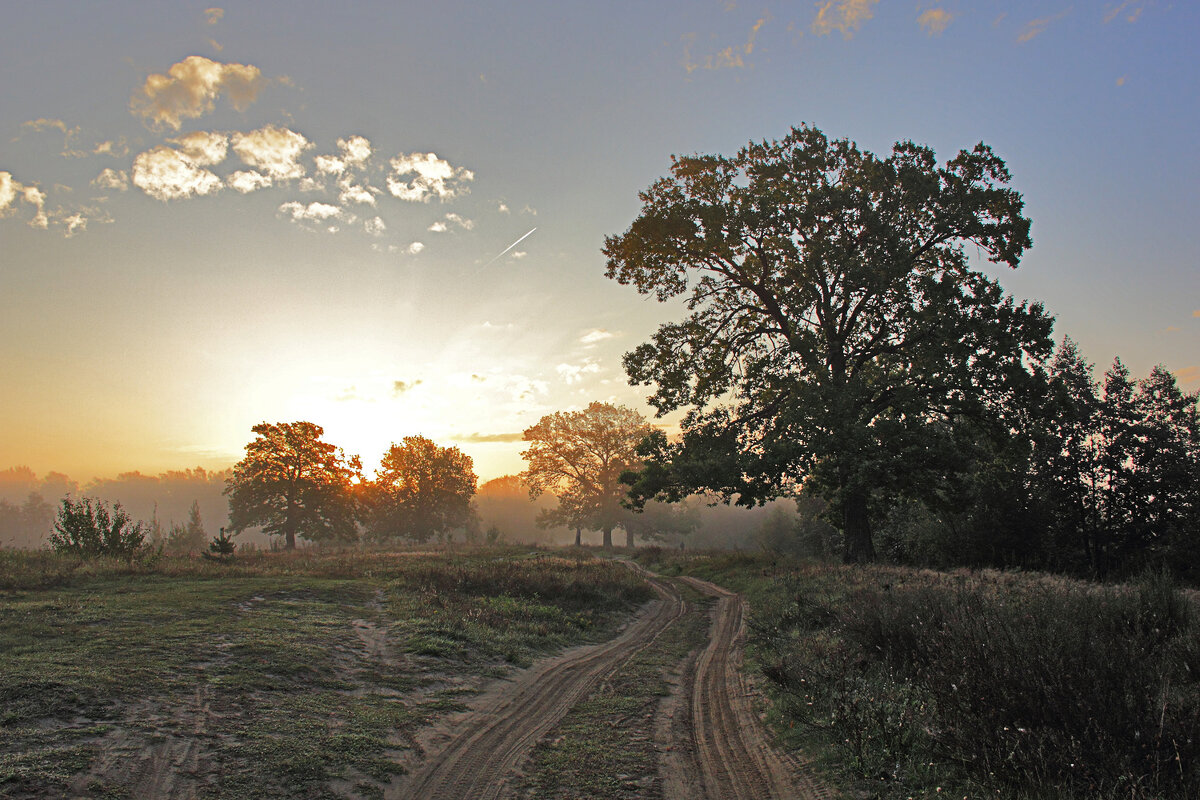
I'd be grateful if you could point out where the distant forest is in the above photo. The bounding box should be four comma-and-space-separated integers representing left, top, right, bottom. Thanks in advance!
0, 465, 793, 552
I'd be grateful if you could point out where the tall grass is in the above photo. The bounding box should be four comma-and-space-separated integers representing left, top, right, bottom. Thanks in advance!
758, 565, 1200, 798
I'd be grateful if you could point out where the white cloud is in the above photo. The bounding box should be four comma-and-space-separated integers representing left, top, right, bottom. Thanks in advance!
167, 131, 228, 166
428, 211, 474, 232
338, 135, 372, 166
315, 154, 346, 175
205, 7, 224, 25
92, 168, 129, 191
406, 241, 425, 254
231, 125, 311, 180
279, 200, 344, 222
580, 329, 614, 344
132, 146, 223, 201
556, 359, 602, 384
510, 250, 526, 259
0, 173, 50, 229
387, 152, 474, 202
227, 170, 272, 193
131, 56, 266, 130
337, 175, 376, 205
364, 216, 386, 236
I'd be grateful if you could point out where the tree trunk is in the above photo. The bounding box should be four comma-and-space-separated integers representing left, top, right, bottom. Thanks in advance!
625, 528, 635, 549
842, 488, 874, 563
574, 527, 582, 547
602, 527, 613, 549
285, 529, 296, 550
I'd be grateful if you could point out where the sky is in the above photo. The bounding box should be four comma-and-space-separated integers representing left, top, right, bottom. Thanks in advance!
1, 0, 1197, 484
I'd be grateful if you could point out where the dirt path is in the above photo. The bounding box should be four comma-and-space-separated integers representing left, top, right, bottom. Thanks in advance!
670, 575, 834, 800
398, 565, 834, 800
392, 575, 686, 800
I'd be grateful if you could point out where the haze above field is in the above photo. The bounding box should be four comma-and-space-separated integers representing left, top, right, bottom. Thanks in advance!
2, 1, 1197, 483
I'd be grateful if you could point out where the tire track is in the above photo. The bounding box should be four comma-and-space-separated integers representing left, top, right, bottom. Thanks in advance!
675, 575, 835, 800
393, 575, 685, 800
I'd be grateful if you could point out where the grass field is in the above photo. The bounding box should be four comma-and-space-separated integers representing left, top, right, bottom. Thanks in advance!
635, 547, 1200, 800
0, 547, 653, 799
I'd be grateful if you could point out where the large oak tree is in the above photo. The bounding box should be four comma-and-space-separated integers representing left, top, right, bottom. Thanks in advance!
521, 402, 653, 549
363, 436, 477, 543
225, 421, 359, 548
605, 125, 1053, 562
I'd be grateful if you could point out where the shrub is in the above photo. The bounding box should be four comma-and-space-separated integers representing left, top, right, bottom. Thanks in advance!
47, 497, 149, 562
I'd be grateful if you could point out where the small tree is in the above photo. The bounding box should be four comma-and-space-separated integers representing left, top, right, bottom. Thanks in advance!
48, 496, 148, 562
207, 526, 237, 559
167, 500, 208, 553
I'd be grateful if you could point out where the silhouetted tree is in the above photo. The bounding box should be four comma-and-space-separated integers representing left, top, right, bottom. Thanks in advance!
521, 402, 653, 549
167, 500, 208, 553
225, 422, 360, 548
363, 436, 477, 543
605, 124, 1052, 562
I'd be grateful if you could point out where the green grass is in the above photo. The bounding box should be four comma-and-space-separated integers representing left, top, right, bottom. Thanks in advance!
0, 547, 652, 799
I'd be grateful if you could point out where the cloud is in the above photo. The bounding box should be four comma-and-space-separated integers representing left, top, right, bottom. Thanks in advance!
812, 0, 879, 38
364, 216, 386, 236
1116, 75, 1127, 86
337, 175, 377, 205
168, 131, 228, 166
387, 152, 474, 202
230, 125, 310, 181
227, 170, 272, 193
1018, 9, 1071, 43
1175, 366, 1199, 386
21, 118, 86, 157
1193, 310, 1200, 318
205, 7, 224, 25
454, 432, 524, 444
392, 379, 422, 396
92, 168, 129, 191
428, 211, 474, 232
278, 200, 345, 222
92, 139, 129, 158
315, 136, 372, 176
917, 8, 954, 35
580, 329, 614, 345
683, 16, 768, 73
1104, 1, 1148, 24
510, 251, 526, 259
131, 56, 266, 130
497, 201, 510, 214
556, 359, 602, 385
0, 172, 49, 228
406, 241, 425, 254
132, 146, 223, 201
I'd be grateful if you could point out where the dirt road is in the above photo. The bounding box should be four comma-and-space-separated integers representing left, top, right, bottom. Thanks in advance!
400, 568, 832, 800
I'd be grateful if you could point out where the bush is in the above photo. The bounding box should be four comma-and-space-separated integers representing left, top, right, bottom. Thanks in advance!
47, 497, 149, 563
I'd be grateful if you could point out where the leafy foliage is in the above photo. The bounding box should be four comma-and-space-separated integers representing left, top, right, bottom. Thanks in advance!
225, 421, 360, 548
604, 124, 1052, 561
521, 402, 654, 548
47, 496, 148, 562
363, 436, 477, 543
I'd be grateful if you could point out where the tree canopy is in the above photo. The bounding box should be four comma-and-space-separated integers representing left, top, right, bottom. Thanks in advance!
363, 436, 477, 543
521, 402, 654, 549
605, 124, 1053, 562
225, 421, 360, 548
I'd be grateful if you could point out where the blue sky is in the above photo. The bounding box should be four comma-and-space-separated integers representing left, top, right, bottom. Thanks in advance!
1, 1, 1196, 481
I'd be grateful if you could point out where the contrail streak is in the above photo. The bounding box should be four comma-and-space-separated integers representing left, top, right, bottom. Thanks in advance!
476, 227, 537, 273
